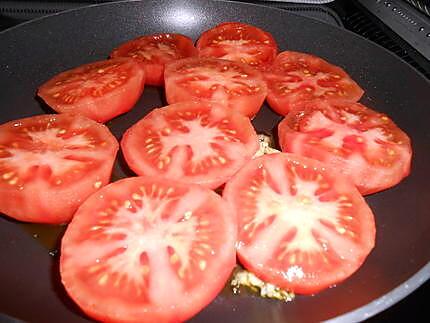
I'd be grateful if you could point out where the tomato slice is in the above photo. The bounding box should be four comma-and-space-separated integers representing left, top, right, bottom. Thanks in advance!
164, 57, 268, 118
264, 51, 364, 115
60, 176, 237, 322
38, 58, 145, 123
121, 101, 259, 189
278, 100, 412, 195
223, 153, 376, 295
0, 114, 118, 224
196, 22, 278, 71
111, 33, 197, 86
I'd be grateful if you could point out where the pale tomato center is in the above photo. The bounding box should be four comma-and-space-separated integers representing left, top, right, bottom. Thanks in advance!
71, 184, 213, 305
240, 161, 360, 267
48, 63, 129, 102
130, 42, 178, 62
176, 64, 262, 98
160, 119, 225, 161
277, 71, 339, 96
304, 111, 389, 154
1, 127, 97, 185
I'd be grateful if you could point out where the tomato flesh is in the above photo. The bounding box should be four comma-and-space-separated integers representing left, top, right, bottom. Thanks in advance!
197, 22, 278, 71
264, 51, 364, 115
0, 114, 118, 223
111, 33, 197, 86
121, 101, 259, 189
38, 58, 145, 123
223, 153, 376, 294
278, 100, 412, 195
60, 176, 237, 322
164, 57, 268, 118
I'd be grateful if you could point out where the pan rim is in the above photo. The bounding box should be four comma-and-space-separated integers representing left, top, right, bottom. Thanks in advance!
0, 0, 428, 321
0, 0, 429, 85
326, 262, 429, 322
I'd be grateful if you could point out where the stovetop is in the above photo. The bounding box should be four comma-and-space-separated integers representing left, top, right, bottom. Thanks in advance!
0, 1, 428, 322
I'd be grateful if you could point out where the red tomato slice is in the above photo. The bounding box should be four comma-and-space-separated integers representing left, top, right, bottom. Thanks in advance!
38, 58, 145, 123
223, 153, 376, 295
196, 22, 278, 71
265, 51, 364, 115
278, 100, 412, 195
111, 33, 197, 86
0, 114, 118, 224
121, 101, 259, 189
164, 57, 268, 118
60, 176, 237, 322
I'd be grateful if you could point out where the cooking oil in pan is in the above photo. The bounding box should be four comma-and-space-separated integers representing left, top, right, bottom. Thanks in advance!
19, 222, 66, 256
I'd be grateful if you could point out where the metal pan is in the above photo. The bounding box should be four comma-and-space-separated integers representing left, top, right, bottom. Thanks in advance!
0, 0, 429, 322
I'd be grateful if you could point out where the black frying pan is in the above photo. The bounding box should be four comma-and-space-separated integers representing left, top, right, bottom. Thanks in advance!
0, 0, 429, 322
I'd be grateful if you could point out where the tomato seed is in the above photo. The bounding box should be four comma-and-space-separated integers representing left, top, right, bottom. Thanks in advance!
131, 193, 142, 201
178, 268, 185, 279
199, 219, 210, 226
183, 211, 192, 220
142, 266, 150, 275
2, 172, 14, 180
170, 253, 179, 264
336, 227, 346, 235
93, 181, 102, 189
341, 202, 353, 208
218, 156, 227, 164
157, 160, 164, 169
198, 260, 207, 271
194, 248, 205, 256
199, 243, 211, 250
8, 177, 18, 185
166, 187, 175, 195
123, 200, 132, 208
146, 148, 158, 155
387, 149, 395, 156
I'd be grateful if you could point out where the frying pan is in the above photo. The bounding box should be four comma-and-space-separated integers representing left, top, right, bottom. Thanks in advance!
0, 0, 429, 322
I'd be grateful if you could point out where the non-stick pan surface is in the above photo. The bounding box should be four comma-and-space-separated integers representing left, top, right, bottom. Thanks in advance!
0, 0, 429, 322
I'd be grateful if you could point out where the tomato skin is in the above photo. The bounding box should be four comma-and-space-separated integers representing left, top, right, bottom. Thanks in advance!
38, 58, 145, 123
0, 114, 118, 224
111, 33, 198, 86
164, 57, 268, 118
223, 153, 376, 294
60, 176, 237, 322
197, 22, 278, 71
121, 101, 259, 189
265, 51, 364, 115
278, 100, 412, 195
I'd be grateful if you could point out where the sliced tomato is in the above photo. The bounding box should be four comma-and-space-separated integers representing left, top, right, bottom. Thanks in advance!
278, 100, 412, 195
60, 176, 237, 322
111, 33, 197, 86
121, 101, 259, 189
223, 153, 376, 295
164, 57, 268, 118
38, 58, 145, 123
196, 22, 278, 71
0, 114, 118, 224
264, 51, 364, 115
